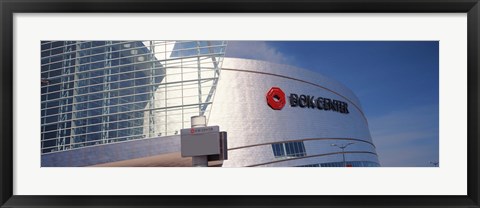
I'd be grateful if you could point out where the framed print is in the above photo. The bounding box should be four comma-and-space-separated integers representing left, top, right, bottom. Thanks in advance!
1, 0, 479, 207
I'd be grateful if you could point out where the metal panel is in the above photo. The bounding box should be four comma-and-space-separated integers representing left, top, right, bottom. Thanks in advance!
180, 126, 220, 157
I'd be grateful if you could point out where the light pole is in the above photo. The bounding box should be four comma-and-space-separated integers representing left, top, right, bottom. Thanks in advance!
331, 142, 355, 167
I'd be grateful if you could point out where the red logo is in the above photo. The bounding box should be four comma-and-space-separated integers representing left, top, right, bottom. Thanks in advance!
266, 87, 286, 110
190, 128, 195, 134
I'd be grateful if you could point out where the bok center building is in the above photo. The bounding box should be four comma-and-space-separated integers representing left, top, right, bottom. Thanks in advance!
40, 41, 380, 167
209, 58, 380, 167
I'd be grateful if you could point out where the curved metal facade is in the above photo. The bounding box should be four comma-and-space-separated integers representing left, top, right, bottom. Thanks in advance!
208, 58, 379, 167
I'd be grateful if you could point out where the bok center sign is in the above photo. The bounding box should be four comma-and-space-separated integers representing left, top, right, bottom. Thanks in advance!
266, 87, 349, 114
180, 126, 220, 157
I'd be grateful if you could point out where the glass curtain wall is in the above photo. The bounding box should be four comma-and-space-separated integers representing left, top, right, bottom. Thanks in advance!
41, 41, 227, 154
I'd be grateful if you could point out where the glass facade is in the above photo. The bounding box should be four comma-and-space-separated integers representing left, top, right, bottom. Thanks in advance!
272, 141, 307, 158
272, 141, 379, 167
41, 41, 227, 154
296, 161, 380, 167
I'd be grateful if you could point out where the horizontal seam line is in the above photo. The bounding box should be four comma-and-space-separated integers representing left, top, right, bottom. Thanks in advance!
228, 137, 376, 151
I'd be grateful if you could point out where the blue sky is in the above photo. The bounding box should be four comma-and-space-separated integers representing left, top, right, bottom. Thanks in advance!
225, 41, 439, 167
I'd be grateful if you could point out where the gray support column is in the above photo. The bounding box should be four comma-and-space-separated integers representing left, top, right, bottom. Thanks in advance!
191, 115, 208, 167
192, 156, 208, 167
196, 41, 203, 115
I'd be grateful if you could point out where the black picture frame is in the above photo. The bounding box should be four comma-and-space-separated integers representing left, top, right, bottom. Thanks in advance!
1, 0, 479, 207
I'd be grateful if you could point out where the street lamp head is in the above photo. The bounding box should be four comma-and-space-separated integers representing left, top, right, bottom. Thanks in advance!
340, 142, 355, 148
